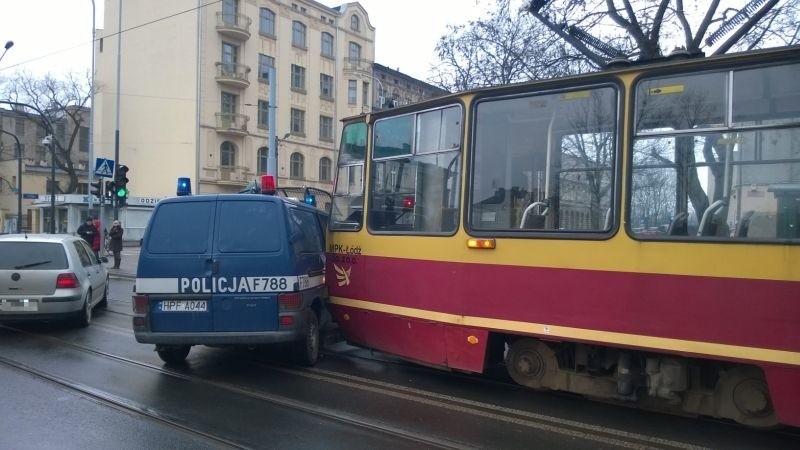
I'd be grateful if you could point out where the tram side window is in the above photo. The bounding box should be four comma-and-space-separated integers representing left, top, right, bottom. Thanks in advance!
471, 87, 617, 233
369, 105, 463, 234
330, 121, 367, 230
630, 62, 800, 241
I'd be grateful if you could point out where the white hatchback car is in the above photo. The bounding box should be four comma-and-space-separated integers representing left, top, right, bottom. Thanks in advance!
0, 234, 109, 327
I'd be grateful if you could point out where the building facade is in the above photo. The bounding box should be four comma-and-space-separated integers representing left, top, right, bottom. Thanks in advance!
0, 108, 92, 233
370, 63, 449, 111
94, 0, 375, 198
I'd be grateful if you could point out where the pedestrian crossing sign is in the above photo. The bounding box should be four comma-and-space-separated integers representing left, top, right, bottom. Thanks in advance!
94, 158, 115, 178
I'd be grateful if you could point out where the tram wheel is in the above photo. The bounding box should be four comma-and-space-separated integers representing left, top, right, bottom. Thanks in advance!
505, 338, 560, 390
156, 345, 191, 365
715, 366, 779, 428
293, 311, 320, 366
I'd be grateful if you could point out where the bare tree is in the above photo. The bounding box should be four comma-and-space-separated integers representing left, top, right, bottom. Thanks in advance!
2, 71, 92, 193
526, 0, 800, 68
431, 0, 591, 91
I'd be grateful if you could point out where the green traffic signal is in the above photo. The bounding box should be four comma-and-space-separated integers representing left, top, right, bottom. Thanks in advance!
116, 186, 129, 198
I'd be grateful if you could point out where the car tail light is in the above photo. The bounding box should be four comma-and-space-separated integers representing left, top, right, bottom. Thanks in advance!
132, 295, 150, 314
280, 316, 294, 326
56, 273, 80, 289
278, 292, 301, 311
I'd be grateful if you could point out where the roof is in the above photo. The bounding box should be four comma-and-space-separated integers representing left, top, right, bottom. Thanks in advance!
0, 233, 77, 243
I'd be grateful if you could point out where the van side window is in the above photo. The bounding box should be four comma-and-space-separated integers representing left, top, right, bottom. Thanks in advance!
217, 201, 282, 253
288, 208, 324, 255
148, 202, 215, 254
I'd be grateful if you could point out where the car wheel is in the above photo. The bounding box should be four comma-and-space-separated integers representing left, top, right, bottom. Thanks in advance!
156, 345, 191, 365
294, 311, 320, 366
98, 277, 109, 308
75, 291, 92, 328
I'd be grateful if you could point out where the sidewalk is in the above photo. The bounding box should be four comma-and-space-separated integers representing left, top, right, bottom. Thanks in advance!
106, 246, 139, 279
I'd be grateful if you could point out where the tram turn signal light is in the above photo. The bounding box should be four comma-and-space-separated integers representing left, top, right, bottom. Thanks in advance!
467, 238, 496, 249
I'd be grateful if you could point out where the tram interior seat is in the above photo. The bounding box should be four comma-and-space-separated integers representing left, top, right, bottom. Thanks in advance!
521, 213, 547, 229
736, 210, 755, 237
666, 212, 689, 236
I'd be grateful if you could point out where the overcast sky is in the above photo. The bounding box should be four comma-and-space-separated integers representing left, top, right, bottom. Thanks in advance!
0, 0, 491, 82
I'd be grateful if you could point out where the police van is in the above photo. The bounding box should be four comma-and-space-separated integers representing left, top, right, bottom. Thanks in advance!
133, 177, 331, 365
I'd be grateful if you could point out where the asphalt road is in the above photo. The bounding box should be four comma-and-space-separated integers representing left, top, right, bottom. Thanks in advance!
1, 264, 799, 449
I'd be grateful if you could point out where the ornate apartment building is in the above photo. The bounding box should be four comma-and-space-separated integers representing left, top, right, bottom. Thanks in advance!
93, 0, 375, 197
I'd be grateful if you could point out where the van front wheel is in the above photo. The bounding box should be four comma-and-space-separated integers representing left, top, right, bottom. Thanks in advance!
294, 312, 320, 366
156, 345, 190, 365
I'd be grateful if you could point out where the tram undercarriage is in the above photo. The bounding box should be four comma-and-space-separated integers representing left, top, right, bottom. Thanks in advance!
500, 337, 777, 428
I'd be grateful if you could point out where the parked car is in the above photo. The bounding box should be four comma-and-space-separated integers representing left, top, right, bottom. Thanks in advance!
0, 234, 109, 327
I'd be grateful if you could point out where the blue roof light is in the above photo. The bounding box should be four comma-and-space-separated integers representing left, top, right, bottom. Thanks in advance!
177, 177, 192, 196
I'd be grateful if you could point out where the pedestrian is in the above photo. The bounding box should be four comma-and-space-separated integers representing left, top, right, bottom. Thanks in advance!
77, 217, 99, 247
92, 217, 102, 257
109, 220, 124, 269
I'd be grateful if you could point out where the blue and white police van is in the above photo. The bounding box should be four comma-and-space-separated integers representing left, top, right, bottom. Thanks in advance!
133, 177, 331, 365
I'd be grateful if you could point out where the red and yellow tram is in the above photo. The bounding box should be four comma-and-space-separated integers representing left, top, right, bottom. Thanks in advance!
326, 46, 800, 428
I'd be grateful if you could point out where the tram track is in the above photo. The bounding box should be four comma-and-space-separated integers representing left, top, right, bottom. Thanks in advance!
0, 324, 475, 450
0, 355, 247, 449
3, 322, 715, 450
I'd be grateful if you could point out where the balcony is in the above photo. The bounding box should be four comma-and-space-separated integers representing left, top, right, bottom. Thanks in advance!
215, 62, 250, 89
216, 12, 251, 40
215, 112, 249, 136
219, 165, 252, 182
342, 57, 374, 75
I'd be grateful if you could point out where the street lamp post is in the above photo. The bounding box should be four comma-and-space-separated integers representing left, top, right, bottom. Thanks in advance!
0, 130, 22, 232
359, 73, 385, 111
0, 101, 59, 233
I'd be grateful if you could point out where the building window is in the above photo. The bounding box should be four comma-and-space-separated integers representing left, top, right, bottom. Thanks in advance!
79, 126, 89, 152
320, 74, 334, 99
257, 146, 268, 174
348, 80, 357, 104
348, 41, 361, 63
259, 8, 275, 36
362, 81, 369, 107
291, 64, 306, 91
319, 115, 333, 141
319, 157, 332, 182
15, 117, 25, 136
221, 41, 238, 73
221, 92, 237, 114
290, 152, 305, 179
292, 21, 306, 48
321, 32, 334, 58
350, 14, 359, 31
290, 108, 305, 135
220, 141, 236, 167
222, 0, 238, 22
258, 54, 274, 82
257, 100, 269, 128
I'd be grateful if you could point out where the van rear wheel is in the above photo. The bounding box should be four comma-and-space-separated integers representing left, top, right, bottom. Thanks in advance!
156, 345, 190, 365
294, 312, 320, 366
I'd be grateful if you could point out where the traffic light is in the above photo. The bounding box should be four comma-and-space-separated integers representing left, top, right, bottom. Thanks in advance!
114, 165, 129, 207
90, 180, 103, 200
105, 181, 116, 201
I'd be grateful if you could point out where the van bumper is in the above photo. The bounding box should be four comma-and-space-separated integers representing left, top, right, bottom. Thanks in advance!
134, 329, 304, 345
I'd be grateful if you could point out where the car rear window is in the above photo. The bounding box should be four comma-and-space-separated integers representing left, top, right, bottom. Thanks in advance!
0, 242, 69, 270
147, 201, 214, 254
217, 200, 282, 253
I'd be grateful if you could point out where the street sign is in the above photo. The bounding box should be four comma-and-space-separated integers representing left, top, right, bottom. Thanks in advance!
22, 193, 39, 199
94, 158, 115, 178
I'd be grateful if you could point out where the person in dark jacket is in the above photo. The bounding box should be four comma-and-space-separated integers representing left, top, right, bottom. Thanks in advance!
108, 220, 124, 269
77, 217, 99, 249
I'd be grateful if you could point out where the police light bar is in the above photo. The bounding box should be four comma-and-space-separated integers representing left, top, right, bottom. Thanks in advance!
177, 177, 192, 196
304, 193, 317, 206
261, 175, 276, 195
